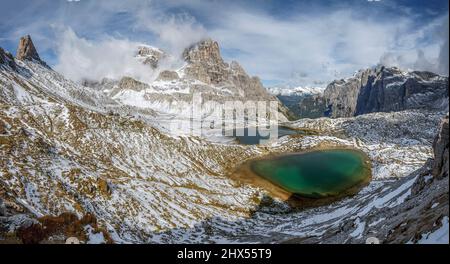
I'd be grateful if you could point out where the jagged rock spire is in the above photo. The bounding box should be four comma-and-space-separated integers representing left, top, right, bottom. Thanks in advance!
182, 38, 229, 84
183, 38, 225, 65
16, 35, 41, 61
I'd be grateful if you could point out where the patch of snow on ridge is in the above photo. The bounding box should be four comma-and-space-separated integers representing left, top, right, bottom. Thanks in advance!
84, 225, 106, 244
350, 218, 365, 238
267, 86, 325, 96
112, 90, 150, 108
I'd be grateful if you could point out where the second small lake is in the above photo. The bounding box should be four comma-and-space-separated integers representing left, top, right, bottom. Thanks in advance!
225, 126, 312, 145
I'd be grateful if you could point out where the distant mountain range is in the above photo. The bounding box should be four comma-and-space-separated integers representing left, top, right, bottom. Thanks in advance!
267, 86, 325, 97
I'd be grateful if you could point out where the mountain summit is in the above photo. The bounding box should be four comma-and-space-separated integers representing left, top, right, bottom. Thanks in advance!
183, 38, 224, 65
16, 35, 41, 62
182, 38, 229, 85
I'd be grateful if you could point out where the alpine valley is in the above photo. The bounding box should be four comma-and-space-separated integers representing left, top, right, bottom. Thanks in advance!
0, 35, 448, 244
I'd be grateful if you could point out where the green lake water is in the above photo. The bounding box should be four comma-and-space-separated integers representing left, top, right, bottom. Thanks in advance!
250, 149, 371, 198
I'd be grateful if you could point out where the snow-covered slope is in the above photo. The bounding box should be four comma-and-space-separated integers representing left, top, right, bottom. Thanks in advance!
267, 86, 325, 96
1, 37, 448, 244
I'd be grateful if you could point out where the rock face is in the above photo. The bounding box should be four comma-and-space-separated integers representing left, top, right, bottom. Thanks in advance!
136, 46, 164, 69
118, 76, 148, 92
297, 95, 328, 119
118, 38, 290, 122
183, 39, 230, 85
181, 39, 283, 104
16, 35, 41, 62
183, 39, 223, 65
156, 70, 179, 81
0, 47, 16, 69
432, 114, 449, 178
323, 66, 449, 118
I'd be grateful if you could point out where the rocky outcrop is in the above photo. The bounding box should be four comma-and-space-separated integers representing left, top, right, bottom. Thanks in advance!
182, 39, 281, 102
136, 46, 164, 69
432, 114, 449, 178
0, 47, 16, 69
118, 76, 148, 92
16, 212, 113, 244
16, 35, 41, 62
324, 66, 449, 118
183, 39, 224, 65
0, 120, 6, 134
96, 178, 112, 198
183, 39, 230, 85
156, 70, 179, 81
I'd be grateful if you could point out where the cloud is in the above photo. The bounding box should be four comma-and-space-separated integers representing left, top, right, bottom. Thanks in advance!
134, 9, 207, 56
54, 28, 157, 84
438, 16, 449, 75
48, 1, 207, 84
207, 9, 412, 86
1, 0, 448, 86
378, 15, 448, 75
203, 7, 449, 86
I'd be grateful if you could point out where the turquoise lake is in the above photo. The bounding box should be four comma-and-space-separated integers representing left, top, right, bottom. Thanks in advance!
249, 149, 371, 198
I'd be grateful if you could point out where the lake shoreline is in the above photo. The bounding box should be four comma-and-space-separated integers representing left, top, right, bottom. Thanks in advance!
230, 148, 372, 209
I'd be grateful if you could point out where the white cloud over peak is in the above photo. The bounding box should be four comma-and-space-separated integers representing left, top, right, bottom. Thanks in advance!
205, 8, 448, 86
2, 0, 448, 86
135, 11, 207, 57
54, 28, 158, 84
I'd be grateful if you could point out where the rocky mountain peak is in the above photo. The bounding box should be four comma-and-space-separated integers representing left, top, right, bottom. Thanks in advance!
181, 39, 230, 85
16, 35, 41, 62
183, 38, 224, 66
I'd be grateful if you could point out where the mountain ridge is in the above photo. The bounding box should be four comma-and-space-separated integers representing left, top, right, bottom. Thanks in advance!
276, 66, 449, 119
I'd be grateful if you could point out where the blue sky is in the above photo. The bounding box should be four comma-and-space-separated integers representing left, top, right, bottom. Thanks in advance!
0, 0, 448, 86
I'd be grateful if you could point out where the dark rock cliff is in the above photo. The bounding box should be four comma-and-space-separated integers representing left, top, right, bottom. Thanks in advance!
0, 47, 16, 70
323, 66, 449, 118
432, 114, 449, 179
